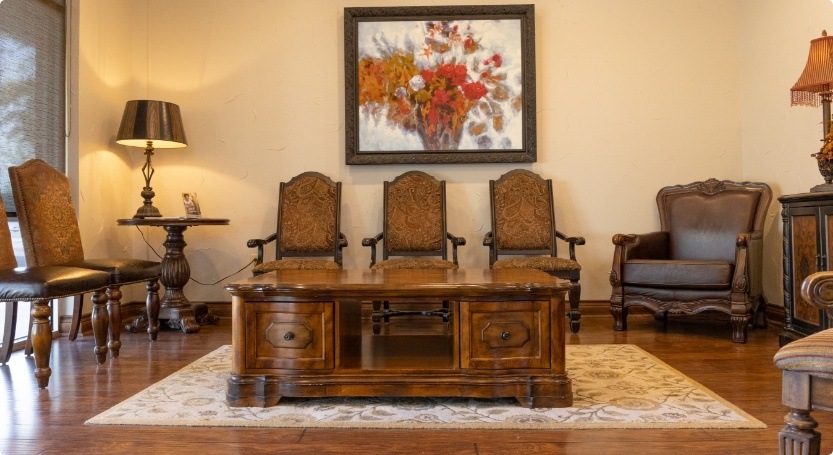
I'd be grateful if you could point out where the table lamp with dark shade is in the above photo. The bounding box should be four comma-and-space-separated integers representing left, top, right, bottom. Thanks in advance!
791, 31, 833, 192
116, 100, 188, 218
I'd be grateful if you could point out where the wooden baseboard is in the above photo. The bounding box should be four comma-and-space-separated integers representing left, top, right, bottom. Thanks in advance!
58, 299, 787, 336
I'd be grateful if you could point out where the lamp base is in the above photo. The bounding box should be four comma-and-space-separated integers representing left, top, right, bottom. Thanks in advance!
811, 183, 833, 193
133, 204, 162, 219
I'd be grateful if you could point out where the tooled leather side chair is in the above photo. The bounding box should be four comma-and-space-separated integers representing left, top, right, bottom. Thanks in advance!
248, 171, 347, 274
9, 159, 161, 362
0, 195, 111, 388
362, 171, 466, 333
483, 169, 585, 333
609, 178, 771, 343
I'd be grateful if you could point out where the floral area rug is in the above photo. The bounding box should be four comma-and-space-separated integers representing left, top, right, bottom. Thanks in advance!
86, 344, 765, 429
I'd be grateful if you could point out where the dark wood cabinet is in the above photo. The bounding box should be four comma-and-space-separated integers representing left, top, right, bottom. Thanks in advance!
779, 192, 833, 344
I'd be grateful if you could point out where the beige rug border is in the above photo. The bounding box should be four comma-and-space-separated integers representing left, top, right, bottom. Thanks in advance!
86, 344, 767, 430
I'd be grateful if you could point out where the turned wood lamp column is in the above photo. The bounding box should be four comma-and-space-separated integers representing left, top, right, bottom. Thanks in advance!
116, 100, 188, 218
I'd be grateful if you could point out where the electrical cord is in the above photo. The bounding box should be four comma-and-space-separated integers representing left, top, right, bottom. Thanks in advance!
133, 225, 255, 285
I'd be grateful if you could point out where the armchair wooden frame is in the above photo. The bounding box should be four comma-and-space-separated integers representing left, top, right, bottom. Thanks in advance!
247, 172, 348, 274
776, 271, 833, 455
362, 171, 466, 332
483, 169, 585, 333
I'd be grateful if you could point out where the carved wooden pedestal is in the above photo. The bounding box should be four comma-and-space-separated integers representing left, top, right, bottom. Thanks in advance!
117, 217, 228, 333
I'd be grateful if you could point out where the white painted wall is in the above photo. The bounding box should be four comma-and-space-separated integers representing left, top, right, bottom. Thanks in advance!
76, 0, 746, 304
740, 0, 833, 311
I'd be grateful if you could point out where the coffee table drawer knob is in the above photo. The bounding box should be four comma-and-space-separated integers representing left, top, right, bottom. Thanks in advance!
501, 331, 511, 340
283, 332, 295, 341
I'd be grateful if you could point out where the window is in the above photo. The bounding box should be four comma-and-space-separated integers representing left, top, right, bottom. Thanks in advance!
0, 0, 67, 214
0, 0, 67, 350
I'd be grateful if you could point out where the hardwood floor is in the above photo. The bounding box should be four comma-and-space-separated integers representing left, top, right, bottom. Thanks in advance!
0, 311, 824, 454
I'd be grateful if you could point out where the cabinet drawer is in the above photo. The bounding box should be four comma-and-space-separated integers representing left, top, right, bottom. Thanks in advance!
460, 301, 550, 369
245, 301, 334, 370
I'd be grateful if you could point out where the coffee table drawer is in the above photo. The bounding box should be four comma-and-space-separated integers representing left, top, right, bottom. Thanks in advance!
246, 301, 334, 370
460, 301, 551, 369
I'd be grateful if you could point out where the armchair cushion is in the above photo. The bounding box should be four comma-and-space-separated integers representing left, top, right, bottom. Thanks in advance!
774, 329, 833, 380
253, 258, 340, 274
493, 257, 580, 272
622, 259, 733, 289
371, 258, 457, 270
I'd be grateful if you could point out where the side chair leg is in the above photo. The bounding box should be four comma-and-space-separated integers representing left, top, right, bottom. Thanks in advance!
24, 310, 34, 356
106, 286, 122, 358
1, 302, 18, 364
146, 279, 160, 341
68, 294, 84, 341
568, 281, 581, 333
30, 299, 53, 389
91, 290, 109, 364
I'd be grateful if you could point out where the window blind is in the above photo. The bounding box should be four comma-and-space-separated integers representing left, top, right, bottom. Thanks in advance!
0, 0, 67, 214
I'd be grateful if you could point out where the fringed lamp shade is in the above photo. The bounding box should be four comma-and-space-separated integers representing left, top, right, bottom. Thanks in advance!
791, 31, 833, 107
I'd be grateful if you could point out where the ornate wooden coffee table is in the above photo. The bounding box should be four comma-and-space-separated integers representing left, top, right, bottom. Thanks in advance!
225, 268, 572, 408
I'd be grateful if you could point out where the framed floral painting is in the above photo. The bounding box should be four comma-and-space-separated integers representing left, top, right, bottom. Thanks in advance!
344, 5, 536, 165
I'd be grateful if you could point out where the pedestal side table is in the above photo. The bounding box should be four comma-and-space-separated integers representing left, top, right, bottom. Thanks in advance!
117, 217, 230, 333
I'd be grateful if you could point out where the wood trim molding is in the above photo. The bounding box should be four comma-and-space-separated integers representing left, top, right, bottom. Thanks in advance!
59, 300, 787, 335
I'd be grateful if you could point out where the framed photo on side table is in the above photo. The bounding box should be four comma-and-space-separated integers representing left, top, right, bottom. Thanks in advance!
344, 4, 536, 165
182, 192, 201, 218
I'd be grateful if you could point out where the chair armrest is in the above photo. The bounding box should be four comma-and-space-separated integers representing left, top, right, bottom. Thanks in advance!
362, 233, 383, 268
335, 232, 349, 268
483, 231, 494, 247
616, 231, 668, 260
609, 231, 667, 288
732, 231, 764, 294
556, 230, 586, 261
447, 232, 466, 266
801, 272, 833, 317
246, 233, 277, 265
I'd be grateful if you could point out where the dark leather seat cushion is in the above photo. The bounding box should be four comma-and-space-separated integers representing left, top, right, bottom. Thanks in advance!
0, 266, 110, 301
623, 259, 733, 289
67, 258, 161, 284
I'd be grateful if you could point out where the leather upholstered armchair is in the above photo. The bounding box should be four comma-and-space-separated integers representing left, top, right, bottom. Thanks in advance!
609, 178, 772, 343
248, 172, 347, 275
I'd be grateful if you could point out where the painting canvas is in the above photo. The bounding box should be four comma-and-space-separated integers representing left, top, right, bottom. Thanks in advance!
345, 5, 536, 164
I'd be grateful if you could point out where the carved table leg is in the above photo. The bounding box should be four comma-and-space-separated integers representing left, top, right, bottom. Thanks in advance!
779, 409, 821, 455
153, 225, 218, 334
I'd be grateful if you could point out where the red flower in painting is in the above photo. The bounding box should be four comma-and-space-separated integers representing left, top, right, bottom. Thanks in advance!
462, 81, 488, 100
436, 63, 468, 86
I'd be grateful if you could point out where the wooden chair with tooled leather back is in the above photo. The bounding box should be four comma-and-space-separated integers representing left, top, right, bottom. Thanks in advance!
362, 171, 466, 334
9, 159, 162, 363
774, 271, 833, 455
483, 169, 586, 333
0, 195, 111, 388
609, 178, 772, 343
247, 171, 348, 275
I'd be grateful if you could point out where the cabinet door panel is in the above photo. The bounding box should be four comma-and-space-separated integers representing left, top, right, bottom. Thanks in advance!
791, 213, 821, 325
460, 300, 550, 369
246, 301, 334, 370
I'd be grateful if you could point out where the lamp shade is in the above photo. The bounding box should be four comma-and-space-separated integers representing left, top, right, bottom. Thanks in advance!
116, 100, 188, 148
791, 31, 833, 107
